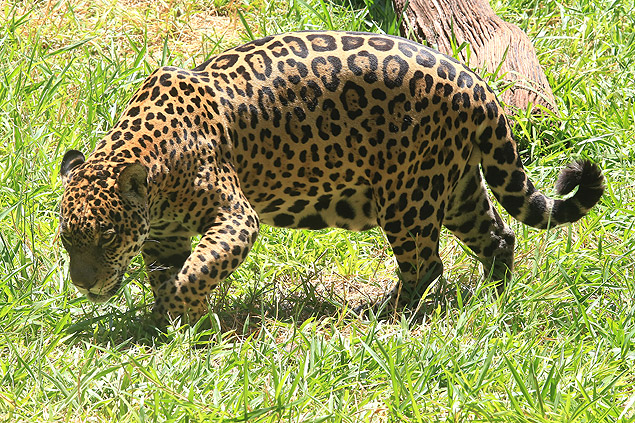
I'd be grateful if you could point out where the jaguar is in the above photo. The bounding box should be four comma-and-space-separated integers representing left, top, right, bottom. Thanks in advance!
59, 31, 604, 323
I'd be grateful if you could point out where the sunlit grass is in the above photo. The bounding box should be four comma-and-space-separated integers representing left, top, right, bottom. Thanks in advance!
0, 0, 633, 421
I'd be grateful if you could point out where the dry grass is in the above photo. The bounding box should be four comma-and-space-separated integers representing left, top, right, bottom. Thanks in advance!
11, 0, 242, 62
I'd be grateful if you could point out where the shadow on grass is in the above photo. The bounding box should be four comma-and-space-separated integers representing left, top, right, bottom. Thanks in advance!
209, 275, 477, 339
63, 304, 171, 348
62, 275, 479, 349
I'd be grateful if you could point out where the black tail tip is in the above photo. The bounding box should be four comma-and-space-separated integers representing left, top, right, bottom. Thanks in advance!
555, 160, 604, 197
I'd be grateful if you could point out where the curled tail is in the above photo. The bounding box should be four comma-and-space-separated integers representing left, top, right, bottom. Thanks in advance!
551, 160, 605, 225
480, 116, 604, 229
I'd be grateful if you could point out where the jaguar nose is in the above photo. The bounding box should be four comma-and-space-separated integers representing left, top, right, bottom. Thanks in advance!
69, 261, 98, 289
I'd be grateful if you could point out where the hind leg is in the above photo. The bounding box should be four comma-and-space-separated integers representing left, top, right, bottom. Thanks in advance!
444, 166, 515, 291
378, 198, 445, 310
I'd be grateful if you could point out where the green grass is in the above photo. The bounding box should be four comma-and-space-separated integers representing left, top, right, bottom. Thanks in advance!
1, 0, 634, 421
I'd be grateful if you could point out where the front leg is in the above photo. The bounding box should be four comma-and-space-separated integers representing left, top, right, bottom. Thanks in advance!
142, 227, 192, 324
148, 200, 260, 324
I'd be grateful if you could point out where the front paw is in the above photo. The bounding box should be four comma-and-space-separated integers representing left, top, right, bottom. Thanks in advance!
152, 299, 208, 327
151, 301, 169, 330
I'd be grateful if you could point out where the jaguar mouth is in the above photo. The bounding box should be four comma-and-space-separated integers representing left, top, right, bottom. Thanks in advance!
80, 273, 123, 303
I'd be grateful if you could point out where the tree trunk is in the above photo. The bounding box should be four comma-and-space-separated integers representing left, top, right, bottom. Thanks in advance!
393, 0, 557, 113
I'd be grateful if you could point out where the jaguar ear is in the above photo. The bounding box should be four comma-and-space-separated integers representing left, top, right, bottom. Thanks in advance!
60, 150, 85, 185
118, 163, 148, 204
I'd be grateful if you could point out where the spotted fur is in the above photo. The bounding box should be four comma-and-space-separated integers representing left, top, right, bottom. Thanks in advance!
59, 31, 604, 322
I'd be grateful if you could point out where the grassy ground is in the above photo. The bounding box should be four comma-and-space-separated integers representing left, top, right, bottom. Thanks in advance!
1, 0, 634, 421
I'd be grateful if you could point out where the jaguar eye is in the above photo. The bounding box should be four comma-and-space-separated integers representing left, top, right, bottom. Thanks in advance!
101, 229, 117, 247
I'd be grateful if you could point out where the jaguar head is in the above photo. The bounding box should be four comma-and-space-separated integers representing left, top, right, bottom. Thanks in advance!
59, 150, 150, 303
